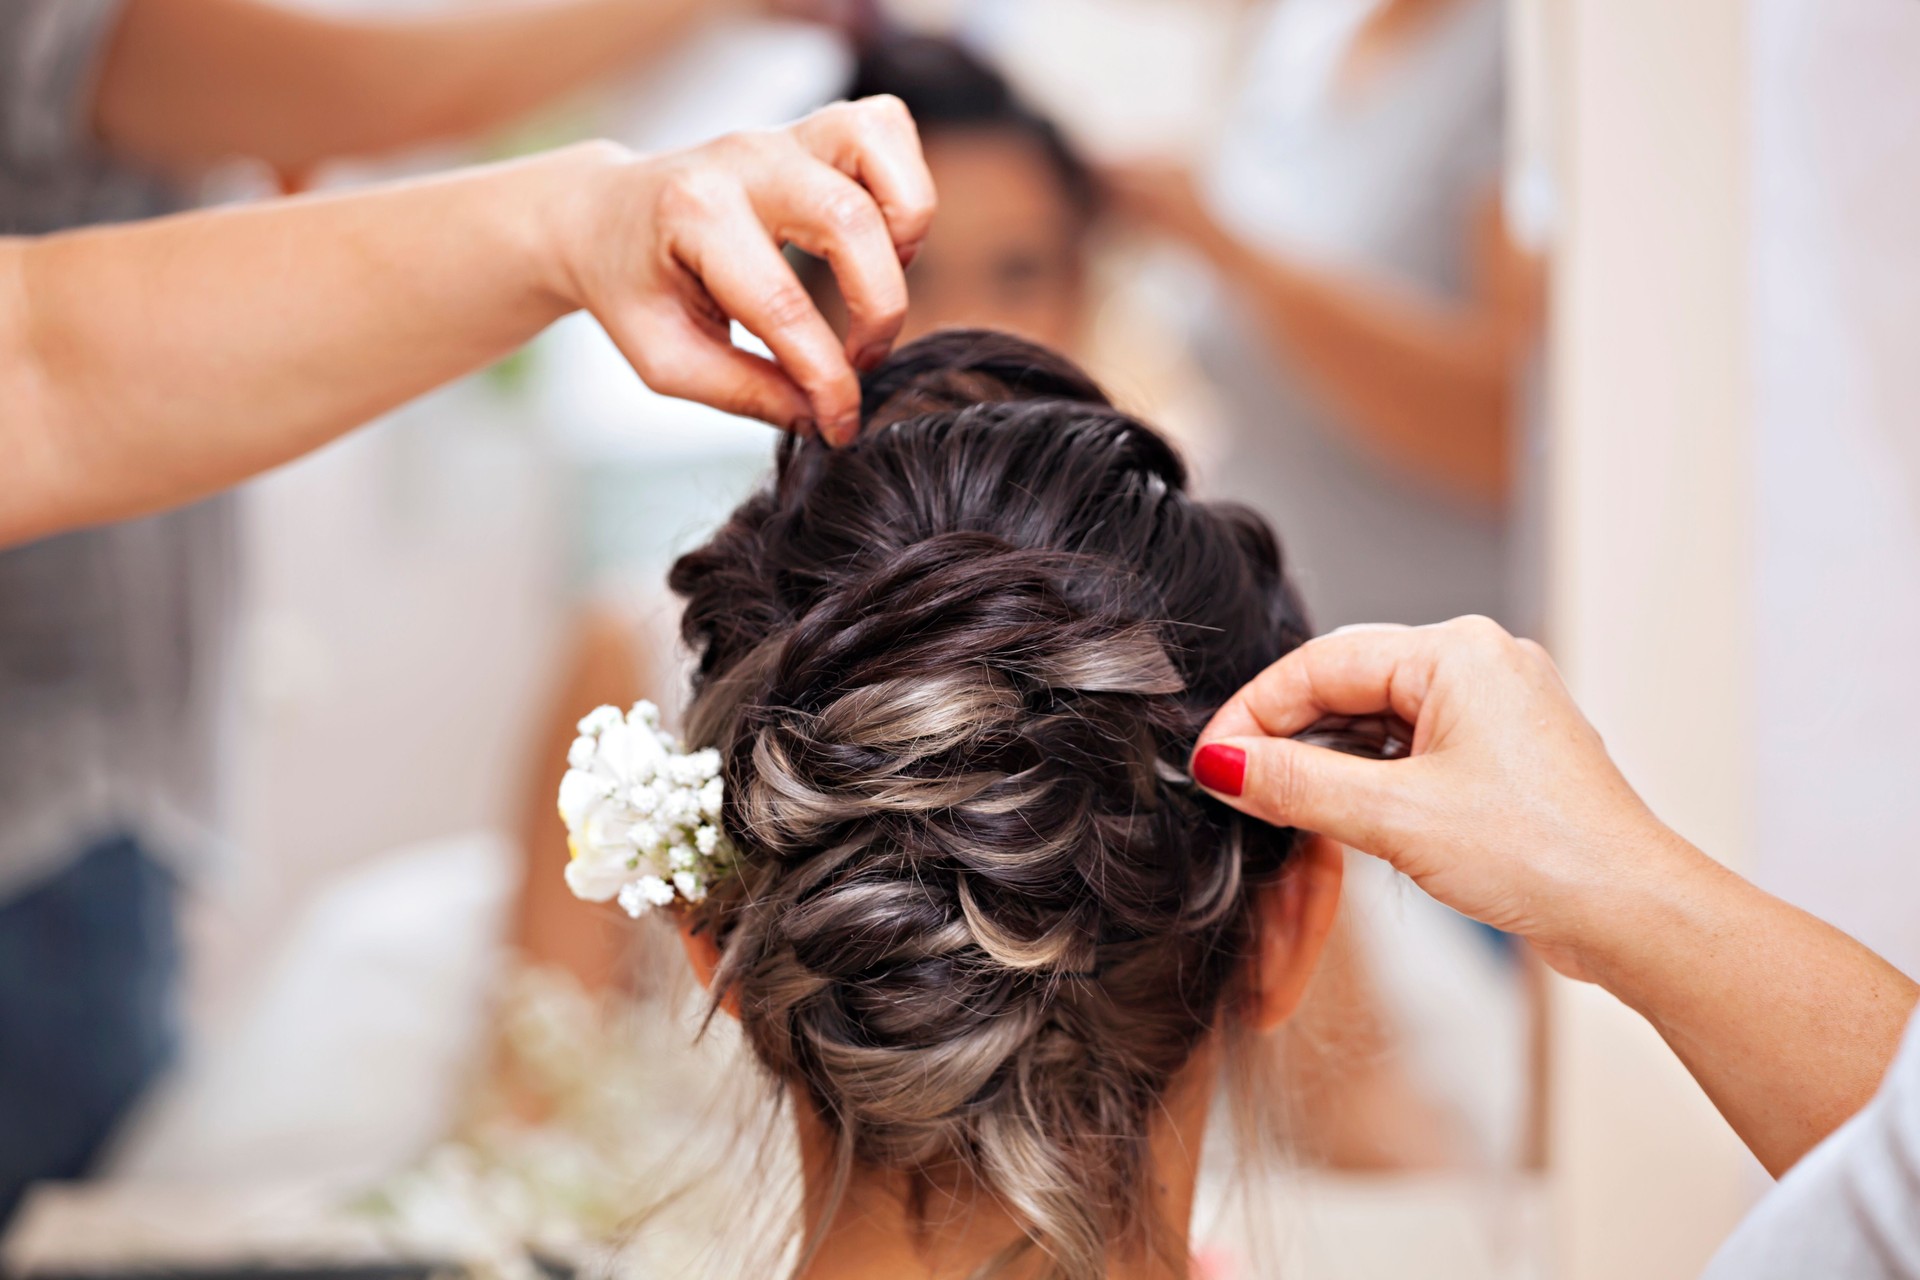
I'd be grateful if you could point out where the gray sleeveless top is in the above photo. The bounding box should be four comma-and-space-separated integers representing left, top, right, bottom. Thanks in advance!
1198, 0, 1509, 630
0, 0, 235, 899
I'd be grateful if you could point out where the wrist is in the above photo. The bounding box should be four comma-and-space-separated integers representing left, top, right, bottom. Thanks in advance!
1555, 824, 1741, 998
519, 139, 637, 315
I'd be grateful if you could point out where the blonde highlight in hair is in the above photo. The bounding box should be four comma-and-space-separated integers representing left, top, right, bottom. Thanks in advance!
669, 331, 1311, 1279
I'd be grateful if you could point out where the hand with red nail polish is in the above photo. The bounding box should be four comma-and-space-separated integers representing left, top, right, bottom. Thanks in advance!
555, 95, 935, 445
1190, 743, 1246, 796
1194, 617, 1920, 1180
1189, 616, 1698, 983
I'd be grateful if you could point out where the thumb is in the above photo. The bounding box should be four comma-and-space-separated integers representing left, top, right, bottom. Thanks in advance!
1191, 736, 1395, 851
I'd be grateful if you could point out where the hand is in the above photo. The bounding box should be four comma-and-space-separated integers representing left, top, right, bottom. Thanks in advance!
546, 96, 934, 445
1101, 160, 1223, 251
1190, 616, 1712, 979
762, 0, 886, 37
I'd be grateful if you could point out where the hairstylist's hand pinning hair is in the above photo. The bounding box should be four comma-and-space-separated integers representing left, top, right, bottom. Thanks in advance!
0, 99, 930, 545
1191, 616, 1920, 1179
553, 95, 933, 444
1190, 616, 1695, 979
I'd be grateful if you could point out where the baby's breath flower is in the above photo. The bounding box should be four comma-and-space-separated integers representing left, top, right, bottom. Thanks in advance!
560, 703, 737, 917
576, 706, 622, 737
617, 875, 676, 918
566, 736, 596, 770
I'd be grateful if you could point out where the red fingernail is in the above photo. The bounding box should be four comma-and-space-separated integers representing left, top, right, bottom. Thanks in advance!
898, 240, 922, 268
855, 342, 890, 372
1192, 743, 1246, 797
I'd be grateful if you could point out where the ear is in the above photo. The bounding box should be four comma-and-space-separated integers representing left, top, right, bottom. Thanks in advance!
675, 913, 740, 1020
1247, 834, 1344, 1032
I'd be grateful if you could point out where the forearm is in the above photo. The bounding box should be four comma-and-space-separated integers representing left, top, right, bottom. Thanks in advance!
1198, 228, 1513, 507
1583, 834, 1920, 1176
1, 146, 596, 546
96, 0, 744, 174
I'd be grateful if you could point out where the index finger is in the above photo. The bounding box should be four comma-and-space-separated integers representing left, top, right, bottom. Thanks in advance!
1198, 623, 1439, 747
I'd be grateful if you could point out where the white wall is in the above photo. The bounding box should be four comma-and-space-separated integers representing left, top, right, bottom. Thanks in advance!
1751, 0, 1920, 980
1543, 0, 1759, 1275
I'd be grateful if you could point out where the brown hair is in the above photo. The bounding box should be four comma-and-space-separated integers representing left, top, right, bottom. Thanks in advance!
669, 330, 1309, 1278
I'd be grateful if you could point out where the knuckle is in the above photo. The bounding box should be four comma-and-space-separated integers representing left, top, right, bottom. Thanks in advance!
1448, 613, 1510, 646
711, 128, 771, 161
718, 367, 774, 419
656, 167, 731, 221
861, 93, 910, 122
859, 94, 916, 138
755, 280, 819, 333
805, 99, 860, 137
1263, 746, 1307, 823
702, 128, 785, 178
817, 187, 882, 242
572, 137, 631, 169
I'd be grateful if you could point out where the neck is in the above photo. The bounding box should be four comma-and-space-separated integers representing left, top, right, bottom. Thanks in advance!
789, 1044, 1219, 1280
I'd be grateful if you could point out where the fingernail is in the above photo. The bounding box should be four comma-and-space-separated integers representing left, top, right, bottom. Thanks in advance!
854, 342, 890, 372
898, 240, 922, 268
792, 416, 818, 441
1192, 743, 1246, 797
827, 412, 861, 446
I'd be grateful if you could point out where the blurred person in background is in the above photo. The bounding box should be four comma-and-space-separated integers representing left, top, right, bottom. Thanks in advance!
803, 34, 1097, 354
1107, 0, 1542, 632
514, 32, 1116, 1006
0, 0, 868, 1224
1097, 0, 1545, 1173
511, 25, 1112, 1033
512, 29, 1461, 1174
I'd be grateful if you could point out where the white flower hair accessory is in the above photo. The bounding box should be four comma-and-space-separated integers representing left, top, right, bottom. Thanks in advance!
557, 701, 733, 917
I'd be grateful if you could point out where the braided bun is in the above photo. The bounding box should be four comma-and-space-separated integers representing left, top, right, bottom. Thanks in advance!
668, 329, 1310, 1279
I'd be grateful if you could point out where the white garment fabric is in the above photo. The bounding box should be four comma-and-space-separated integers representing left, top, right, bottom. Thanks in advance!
1196, 0, 1509, 630
1700, 1003, 1920, 1280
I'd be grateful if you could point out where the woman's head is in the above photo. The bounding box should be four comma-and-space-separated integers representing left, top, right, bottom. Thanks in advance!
806, 36, 1096, 349
668, 331, 1330, 1278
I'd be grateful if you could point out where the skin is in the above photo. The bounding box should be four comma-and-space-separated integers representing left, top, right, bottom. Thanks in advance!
0, 98, 935, 547
90, 0, 785, 179
1101, 0, 1542, 510
676, 836, 1346, 1279
890, 132, 1088, 349
1192, 616, 1920, 1178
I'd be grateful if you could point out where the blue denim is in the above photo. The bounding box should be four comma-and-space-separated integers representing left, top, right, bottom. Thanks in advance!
0, 835, 179, 1226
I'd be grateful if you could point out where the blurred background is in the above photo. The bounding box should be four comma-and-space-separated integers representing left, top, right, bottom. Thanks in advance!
2, 0, 1918, 1278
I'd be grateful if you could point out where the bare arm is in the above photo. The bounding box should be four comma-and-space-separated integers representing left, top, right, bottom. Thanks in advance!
0, 98, 934, 547
1191, 618, 1919, 1176
92, 0, 757, 175
1109, 168, 1541, 508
